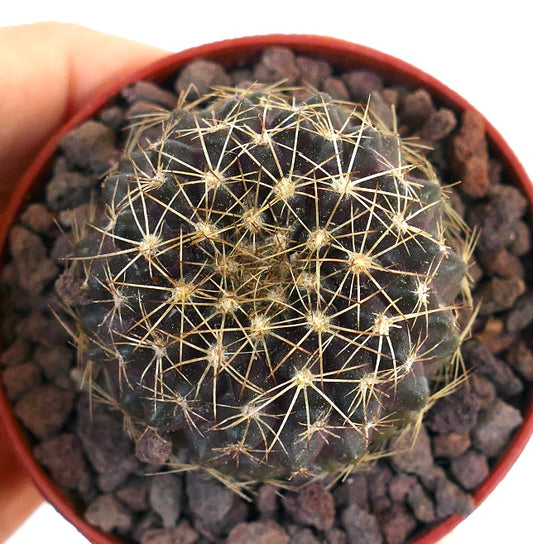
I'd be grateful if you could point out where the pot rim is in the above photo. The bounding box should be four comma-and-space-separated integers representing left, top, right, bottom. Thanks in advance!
1, 33, 532, 544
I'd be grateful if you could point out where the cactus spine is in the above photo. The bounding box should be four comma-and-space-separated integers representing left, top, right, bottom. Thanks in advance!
67, 84, 474, 486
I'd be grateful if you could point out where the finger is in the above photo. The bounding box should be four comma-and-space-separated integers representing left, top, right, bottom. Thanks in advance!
0, 22, 166, 204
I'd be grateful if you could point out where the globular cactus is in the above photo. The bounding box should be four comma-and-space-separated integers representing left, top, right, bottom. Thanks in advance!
67, 84, 473, 486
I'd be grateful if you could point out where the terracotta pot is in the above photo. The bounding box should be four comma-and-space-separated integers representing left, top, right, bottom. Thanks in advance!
1, 34, 532, 544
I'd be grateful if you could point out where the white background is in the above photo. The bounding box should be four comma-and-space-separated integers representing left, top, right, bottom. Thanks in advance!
3, 1, 533, 543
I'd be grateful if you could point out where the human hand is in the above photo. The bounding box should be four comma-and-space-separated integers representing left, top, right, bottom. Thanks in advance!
0, 22, 165, 213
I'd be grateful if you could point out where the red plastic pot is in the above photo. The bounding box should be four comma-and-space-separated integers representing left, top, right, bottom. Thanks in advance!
1, 34, 532, 544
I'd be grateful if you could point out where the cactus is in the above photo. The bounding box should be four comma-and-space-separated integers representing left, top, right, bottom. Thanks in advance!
66, 84, 474, 486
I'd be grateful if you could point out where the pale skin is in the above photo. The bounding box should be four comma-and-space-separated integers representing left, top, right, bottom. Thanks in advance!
0, 22, 166, 211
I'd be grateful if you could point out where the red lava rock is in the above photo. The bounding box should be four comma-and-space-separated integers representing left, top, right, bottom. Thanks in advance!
426, 379, 482, 435
432, 432, 471, 459
33, 344, 73, 380
400, 89, 435, 130
388, 474, 418, 503
406, 483, 436, 523
20, 310, 70, 346
84, 494, 133, 534
509, 220, 531, 256
46, 172, 96, 211
507, 341, 533, 381
287, 526, 321, 544
418, 107, 457, 143
341, 69, 383, 101
76, 397, 138, 492
296, 55, 332, 88
283, 483, 335, 532
8, 225, 59, 296
257, 484, 279, 518
472, 398, 523, 457
186, 472, 247, 538
433, 476, 474, 519
1, 362, 41, 400
470, 183, 529, 252
1, 337, 31, 367
121, 81, 177, 109
226, 520, 289, 544
34, 433, 91, 494
389, 426, 434, 476
325, 528, 347, 544
59, 120, 117, 175
506, 292, 533, 333
449, 110, 490, 198
139, 521, 199, 544
379, 506, 417, 544
14, 384, 74, 439
322, 77, 350, 100
333, 472, 369, 510
367, 465, 393, 515
476, 276, 526, 316
253, 47, 301, 85
341, 503, 383, 544
20, 203, 56, 235
463, 340, 523, 397
135, 428, 173, 465
149, 474, 182, 528
477, 248, 525, 279
174, 58, 231, 98
116, 477, 150, 513
450, 449, 490, 491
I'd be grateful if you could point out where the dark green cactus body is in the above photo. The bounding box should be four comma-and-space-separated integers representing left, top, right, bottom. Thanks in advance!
71, 86, 471, 483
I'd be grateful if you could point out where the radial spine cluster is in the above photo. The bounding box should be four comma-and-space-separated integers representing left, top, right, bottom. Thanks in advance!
69, 84, 473, 484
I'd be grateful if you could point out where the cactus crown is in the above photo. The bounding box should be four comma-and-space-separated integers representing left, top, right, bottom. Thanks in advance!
69, 84, 473, 487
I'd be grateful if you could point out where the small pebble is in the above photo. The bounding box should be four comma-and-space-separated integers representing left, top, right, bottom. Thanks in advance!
463, 340, 523, 397
432, 432, 471, 459
406, 483, 436, 523
253, 47, 300, 85
226, 520, 289, 544
139, 521, 199, 544
175, 59, 231, 98
20, 203, 56, 235
389, 426, 433, 476
287, 526, 320, 544
506, 293, 533, 333
186, 472, 247, 538
121, 80, 177, 109
257, 484, 279, 518
476, 276, 526, 315
34, 433, 91, 493
84, 494, 133, 534
472, 398, 523, 457
8, 225, 59, 296
400, 89, 435, 130
379, 506, 417, 544
283, 483, 335, 532
59, 120, 117, 175
76, 398, 138, 492
116, 477, 150, 513
341, 503, 383, 544
135, 428, 173, 465
450, 449, 490, 491
341, 70, 383, 101
449, 110, 490, 198
296, 55, 332, 88
506, 341, 533, 381
14, 384, 74, 439
149, 474, 183, 528
1, 362, 41, 400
